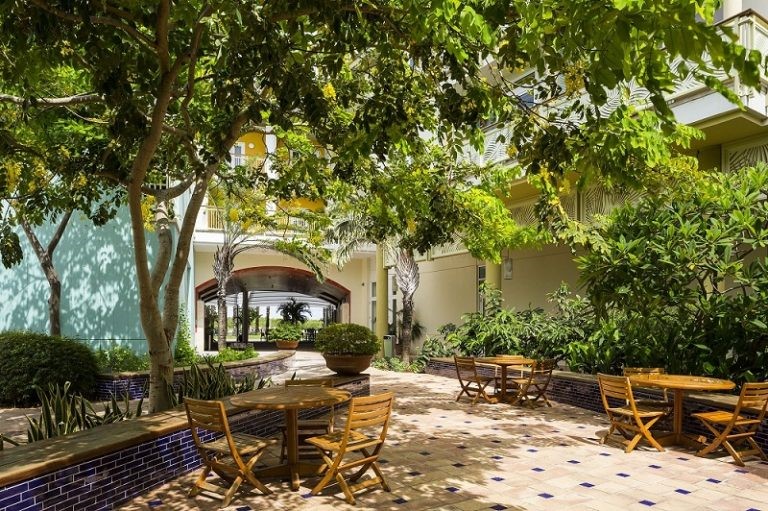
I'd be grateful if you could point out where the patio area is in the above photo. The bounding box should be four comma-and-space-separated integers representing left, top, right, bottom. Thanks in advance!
118, 354, 768, 511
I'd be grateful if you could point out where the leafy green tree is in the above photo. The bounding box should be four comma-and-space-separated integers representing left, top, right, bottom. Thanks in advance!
277, 298, 311, 325
328, 146, 532, 364
577, 165, 768, 382
0, 69, 120, 335
2, 1, 760, 411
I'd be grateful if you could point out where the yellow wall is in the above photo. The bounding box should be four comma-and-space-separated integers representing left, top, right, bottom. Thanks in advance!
501, 244, 582, 311
411, 252, 480, 339
239, 132, 268, 157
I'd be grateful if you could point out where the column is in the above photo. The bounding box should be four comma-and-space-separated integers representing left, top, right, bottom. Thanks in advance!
375, 246, 389, 350
241, 290, 249, 343
485, 259, 502, 292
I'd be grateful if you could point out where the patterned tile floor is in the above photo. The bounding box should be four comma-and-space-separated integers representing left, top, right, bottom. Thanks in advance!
119, 356, 768, 511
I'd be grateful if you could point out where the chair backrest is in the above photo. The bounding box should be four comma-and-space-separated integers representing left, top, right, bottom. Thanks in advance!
454, 356, 480, 382
184, 397, 232, 449
342, 392, 394, 446
598, 374, 636, 411
285, 378, 334, 388
734, 382, 768, 422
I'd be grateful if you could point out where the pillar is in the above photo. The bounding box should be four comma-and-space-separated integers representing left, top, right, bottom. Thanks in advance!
241, 290, 249, 343
485, 259, 502, 292
375, 246, 389, 347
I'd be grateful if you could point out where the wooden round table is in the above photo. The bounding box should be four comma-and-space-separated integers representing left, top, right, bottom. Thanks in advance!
231, 386, 351, 490
628, 374, 735, 446
476, 356, 534, 403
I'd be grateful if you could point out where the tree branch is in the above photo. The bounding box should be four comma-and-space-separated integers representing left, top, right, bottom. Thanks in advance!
29, 0, 157, 51
0, 93, 103, 107
47, 210, 72, 258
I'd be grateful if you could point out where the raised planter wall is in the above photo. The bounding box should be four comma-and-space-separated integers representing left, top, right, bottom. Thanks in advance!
0, 374, 369, 511
426, 358, 768, 455
94, 352, 293, 400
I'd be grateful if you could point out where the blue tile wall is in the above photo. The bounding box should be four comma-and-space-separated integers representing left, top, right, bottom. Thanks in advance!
0, 376, 369, 511
94, 356, 292, 400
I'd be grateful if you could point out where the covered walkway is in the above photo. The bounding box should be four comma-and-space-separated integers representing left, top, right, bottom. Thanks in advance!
120, 354, 768, 510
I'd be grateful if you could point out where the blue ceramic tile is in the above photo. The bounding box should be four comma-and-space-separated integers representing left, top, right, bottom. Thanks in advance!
527, 448, 538, 453
580, 482, 594, 488
567, 460, 580, 464
490, 505, 508, 510
491, 455, 503, 460
148, 500, 163, 508
491, 476, 504, 481
235, 507, 253, 511
457, 445, 467, 449
648, 464, 661, 469
617, 473, 630, 478
538, 493, 554, 499
393, 497, 408, 504
453, 463, 466, 468
639, 500, 655, 506
380, 459, 390, 464
419, 452, 430, 456
408, 471, 422, 476
600, 452, 612, 456
532, 467, 545, 472
301, 493, 313, 499
735, 469, 749, 474
677, 457, 690, 461
745, 508, 761, 511
446, 487, 459, 493
707, 478, 721, 484
491, 439, 502, 443
675, 489, 691, 495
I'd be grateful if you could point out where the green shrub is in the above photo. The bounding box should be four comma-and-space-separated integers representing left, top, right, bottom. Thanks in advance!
316, 323, 380, 355
95, 345, 150, 372
0, 331, 99, 406
204, 347, 258, 363
270, 322, 303, 341
372, 356, 419, 372
174, 308, 197, 367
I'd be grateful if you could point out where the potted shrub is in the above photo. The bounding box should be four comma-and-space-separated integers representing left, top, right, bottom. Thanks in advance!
270, 323, 303, 350
316, 323, 381, 375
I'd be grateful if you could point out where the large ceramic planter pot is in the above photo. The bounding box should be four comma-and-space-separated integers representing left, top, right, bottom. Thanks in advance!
275, 339, 300, 350
322, 354, 373, 375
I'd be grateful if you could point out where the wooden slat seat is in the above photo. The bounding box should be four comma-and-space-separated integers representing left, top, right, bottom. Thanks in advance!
184, 397, 276, 507
454, 356, 494, 404
306, 392, 394, 505
598, 374, 669, 453
693, 381, 768, 466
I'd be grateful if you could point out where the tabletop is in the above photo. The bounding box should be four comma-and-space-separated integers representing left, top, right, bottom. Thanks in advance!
476, 356, 535, 366
628, 373, 735, 392
230, 386, 351, 410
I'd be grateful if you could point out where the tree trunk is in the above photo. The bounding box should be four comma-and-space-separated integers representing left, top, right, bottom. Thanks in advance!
18, 211, 72, 337
394, 248, 419, 366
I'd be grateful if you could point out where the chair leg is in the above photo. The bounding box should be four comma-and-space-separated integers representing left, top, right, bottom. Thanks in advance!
188, 465, 211, 497
696, 421, 729, 457
336, 471, 356, 504
746, 437, 768, 461
220, 474, 244, 508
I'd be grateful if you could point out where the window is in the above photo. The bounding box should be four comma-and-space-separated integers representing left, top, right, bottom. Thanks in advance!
477, 265, 486, 312
230, 142, 246, 168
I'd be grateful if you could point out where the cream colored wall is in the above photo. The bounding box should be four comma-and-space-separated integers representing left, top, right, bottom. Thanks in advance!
193, 250, 371, 346
411, 252, 479, 339
501, 244, 581, 312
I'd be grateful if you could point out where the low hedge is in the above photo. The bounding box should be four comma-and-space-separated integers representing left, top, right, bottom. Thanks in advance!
0, 331, 99, 406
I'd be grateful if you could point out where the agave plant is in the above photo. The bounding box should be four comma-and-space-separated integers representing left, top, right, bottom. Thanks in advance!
25, 382, 144, 443
169, 360, 271, 406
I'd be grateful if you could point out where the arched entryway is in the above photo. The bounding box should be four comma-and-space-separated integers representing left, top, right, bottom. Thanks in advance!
195, 266, 351, 350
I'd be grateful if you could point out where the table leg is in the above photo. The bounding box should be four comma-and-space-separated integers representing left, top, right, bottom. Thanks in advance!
285, 409, 300, 491
500, 366, 508, 401
672, 389, 684, 444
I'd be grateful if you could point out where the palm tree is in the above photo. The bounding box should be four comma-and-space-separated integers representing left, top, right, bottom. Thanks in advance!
277, 298, 311, 324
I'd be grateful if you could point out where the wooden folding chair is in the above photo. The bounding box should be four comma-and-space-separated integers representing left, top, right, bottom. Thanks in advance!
280, 378, 336, 462
454, 356, 494, 404
623, 367, 671, 408
597, 374, 668, 453
184, 397, 277, 507
306, 392, 395, 504
506, 359, 557, 407
693, 382, 768, 466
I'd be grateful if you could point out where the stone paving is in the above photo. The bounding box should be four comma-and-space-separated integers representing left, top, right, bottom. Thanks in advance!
119, 354, 768, 511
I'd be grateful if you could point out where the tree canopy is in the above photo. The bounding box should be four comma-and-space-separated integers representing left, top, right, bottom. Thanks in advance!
0, 0, 762, 410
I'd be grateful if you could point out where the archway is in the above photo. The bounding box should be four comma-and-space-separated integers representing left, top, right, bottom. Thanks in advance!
195, 266, 351, 349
